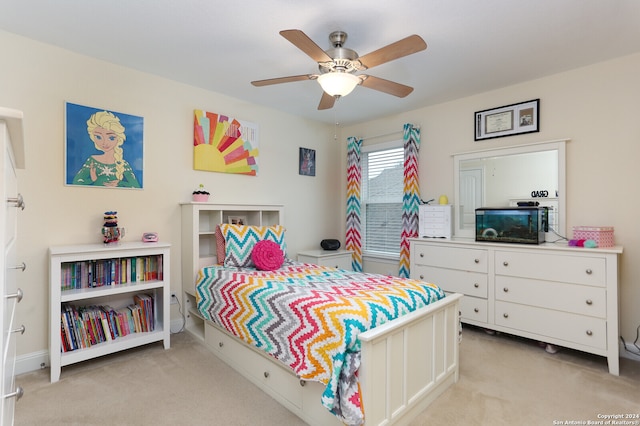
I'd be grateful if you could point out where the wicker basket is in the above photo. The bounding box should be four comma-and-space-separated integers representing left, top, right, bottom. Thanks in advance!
572, 226, 614, 247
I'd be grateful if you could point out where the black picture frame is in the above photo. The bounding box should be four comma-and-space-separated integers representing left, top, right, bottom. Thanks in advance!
475, 99, 539, 141
299, 147, 316, 176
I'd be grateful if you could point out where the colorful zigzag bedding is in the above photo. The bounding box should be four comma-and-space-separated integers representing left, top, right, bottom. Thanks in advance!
196, 261, 446, 425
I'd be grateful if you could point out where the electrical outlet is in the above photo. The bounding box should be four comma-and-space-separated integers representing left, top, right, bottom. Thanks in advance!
170, 292, 178, 305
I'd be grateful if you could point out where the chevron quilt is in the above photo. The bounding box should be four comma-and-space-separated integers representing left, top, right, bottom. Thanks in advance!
195, 261, 446, 425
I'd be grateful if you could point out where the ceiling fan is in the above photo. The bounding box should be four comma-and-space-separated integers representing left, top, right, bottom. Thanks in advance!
251, 29, 427, 110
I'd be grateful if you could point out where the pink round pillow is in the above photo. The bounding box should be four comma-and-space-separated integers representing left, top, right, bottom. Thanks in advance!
251, 240, 285, 271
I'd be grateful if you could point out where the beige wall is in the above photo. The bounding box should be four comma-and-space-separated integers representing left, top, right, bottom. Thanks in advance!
0, 30, 342, 360
2, 27, 639, 366
340, 52, 640, 349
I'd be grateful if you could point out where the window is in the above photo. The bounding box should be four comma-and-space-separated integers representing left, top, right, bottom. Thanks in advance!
361, 142, 404, 257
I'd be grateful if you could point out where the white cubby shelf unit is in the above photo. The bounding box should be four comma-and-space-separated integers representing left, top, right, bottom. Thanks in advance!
180, 203, 284, 341
49, 241, 171, 382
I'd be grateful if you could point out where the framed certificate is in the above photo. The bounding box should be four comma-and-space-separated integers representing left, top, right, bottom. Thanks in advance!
475, 99, 539, 141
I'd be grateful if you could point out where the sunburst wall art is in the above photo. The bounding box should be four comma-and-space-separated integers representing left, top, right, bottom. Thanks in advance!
193, 110, 259, 175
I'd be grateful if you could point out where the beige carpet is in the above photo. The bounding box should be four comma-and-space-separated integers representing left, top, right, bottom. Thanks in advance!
15, 326, 640, 425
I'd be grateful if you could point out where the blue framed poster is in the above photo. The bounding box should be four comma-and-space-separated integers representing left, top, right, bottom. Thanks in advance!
65, 102, 144, 188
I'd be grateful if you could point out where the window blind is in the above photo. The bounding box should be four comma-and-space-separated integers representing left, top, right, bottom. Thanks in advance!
362, 146, 404, 256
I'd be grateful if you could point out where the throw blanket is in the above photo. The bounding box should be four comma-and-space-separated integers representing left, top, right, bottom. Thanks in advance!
196, 261, 445, 425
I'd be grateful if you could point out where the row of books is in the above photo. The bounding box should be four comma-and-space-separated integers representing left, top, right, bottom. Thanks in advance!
60, 255, 163, 291
60, 294, 155, 352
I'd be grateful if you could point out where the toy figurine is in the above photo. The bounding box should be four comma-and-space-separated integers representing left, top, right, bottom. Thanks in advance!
102, 211, 125, 244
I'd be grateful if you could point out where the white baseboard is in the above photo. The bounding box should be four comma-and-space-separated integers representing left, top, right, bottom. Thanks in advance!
15, 350, 48, 376
16, 321, 185, 377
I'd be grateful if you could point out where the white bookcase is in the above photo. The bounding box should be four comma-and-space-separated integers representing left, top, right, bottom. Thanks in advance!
180, 203, 283, 341
49, 242, 171, 382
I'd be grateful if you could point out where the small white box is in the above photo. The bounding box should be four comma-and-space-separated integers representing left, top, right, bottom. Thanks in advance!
419, 204, 453, 238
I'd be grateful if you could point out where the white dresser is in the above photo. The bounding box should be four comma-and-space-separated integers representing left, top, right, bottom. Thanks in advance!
410, 237, 623, 375
1, 108, 26, 424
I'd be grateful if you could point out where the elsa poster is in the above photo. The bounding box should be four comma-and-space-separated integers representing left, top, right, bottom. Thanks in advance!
65, 102, 144, 188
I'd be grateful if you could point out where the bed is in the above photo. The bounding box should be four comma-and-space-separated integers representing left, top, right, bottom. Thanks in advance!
194, 224, 462, 426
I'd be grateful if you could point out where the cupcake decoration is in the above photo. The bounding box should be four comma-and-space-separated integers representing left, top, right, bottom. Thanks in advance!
192, 184, 210, 202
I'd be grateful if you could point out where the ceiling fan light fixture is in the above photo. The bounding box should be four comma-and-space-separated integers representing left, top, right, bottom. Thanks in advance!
317, 72, 360, 97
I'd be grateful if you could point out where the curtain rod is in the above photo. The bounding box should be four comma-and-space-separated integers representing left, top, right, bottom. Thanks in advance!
360, 126, 420, 141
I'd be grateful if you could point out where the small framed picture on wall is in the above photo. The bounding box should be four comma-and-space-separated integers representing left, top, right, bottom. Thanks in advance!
299, 147, 316, 176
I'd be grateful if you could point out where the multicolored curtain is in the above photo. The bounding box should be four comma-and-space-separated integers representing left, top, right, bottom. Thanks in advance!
345, 137, 363, 272
399, 124, 421, 278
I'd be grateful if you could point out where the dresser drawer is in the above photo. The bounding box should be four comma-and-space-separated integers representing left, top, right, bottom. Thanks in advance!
495, 276, 606, 318
495, 301, 606, 349
456, 294, 488, 323
412, 244, 487, 273
495, 251, 606, 287
297, 250, 353, 270
413, 265, 487, 298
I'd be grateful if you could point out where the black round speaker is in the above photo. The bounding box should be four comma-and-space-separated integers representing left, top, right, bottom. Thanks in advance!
320, 239, 341, 251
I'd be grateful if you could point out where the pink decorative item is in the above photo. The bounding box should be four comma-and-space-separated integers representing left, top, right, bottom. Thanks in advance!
252, 240, 285, 271
572, 226, 614, 247
192, 183, 210, 202
215, 225, 226, 264
192, 193, 209, 202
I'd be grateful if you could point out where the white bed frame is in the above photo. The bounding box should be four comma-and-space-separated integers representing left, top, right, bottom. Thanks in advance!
203, 292, 462, 425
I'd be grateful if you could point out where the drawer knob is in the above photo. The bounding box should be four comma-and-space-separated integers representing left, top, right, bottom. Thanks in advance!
503, 313, 509, 318
420, 253, 424, 258
10, 262, 26, 272
4, 386, 23, 401
11, 325, 25, 335
586, 330, 593, 336
7, 194, 25, 210
474, 283, 479, 288
586, 299, 593, 305
474, 258, 480, 264
474, 308, 479, 313
503, 287, 509, 292
218, 341, 224, 348
503, 261, 509, 267
586, 269, 592, 275
264, 371, 270, 378
299, 379, 306, 387
5, 288, 23, 303
419, 275, 424, 280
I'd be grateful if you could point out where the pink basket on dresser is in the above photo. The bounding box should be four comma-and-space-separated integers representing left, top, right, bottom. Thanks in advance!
572, 226, 615, 247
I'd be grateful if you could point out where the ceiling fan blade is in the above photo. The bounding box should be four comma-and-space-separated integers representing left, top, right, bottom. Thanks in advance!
317, 92, 336, 110
358, 35, 427, 69
360, 75, 414, 98
280, 29, 333, 63
251, 74, 314, 87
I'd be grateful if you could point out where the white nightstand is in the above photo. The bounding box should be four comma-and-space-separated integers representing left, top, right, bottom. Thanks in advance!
297, 249, 353, 271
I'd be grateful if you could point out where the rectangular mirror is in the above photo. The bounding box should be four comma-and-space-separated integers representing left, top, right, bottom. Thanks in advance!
453, 140, 567, 240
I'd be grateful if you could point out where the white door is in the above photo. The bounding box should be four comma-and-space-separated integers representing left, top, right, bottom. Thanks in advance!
460, 168, 483, 229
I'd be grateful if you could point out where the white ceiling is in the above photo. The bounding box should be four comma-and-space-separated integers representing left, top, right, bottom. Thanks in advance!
2, 0, 640, 125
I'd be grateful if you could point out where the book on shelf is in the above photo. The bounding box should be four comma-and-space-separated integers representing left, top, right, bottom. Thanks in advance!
60, 255, 164, 290
60, 293, 157, 353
